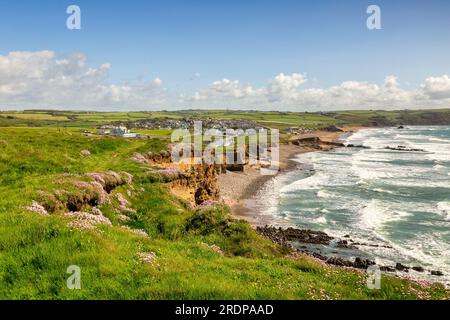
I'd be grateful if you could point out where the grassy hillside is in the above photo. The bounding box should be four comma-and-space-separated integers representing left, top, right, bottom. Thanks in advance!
0, 127, 448, 299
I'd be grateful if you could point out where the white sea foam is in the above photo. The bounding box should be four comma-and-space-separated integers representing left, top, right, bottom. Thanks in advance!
359, 200, 388, 230
387, 179, 450, 188
429, 137, 450, 142
313, 216, 327, 224
437, 202, 450, 221
258, 126, 450, 284
372, 188, 394, 194
317, 190, 333, 198
358, 200, 411, 231
426, 152, 450, 162
433, 164, 446, 170
280, 173, 328, 193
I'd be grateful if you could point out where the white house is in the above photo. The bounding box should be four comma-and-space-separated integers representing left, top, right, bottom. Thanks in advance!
111, 126, 137, 138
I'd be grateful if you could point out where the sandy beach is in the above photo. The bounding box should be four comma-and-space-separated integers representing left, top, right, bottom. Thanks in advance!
218, 128, 359, 225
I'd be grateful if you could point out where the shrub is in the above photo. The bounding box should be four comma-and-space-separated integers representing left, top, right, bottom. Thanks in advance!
185, 206, 231, 235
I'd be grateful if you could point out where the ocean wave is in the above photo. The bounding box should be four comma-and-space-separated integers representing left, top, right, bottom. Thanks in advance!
386, 179, 450, 188
372, 188, 395, 194
433, 164, 447, 171
266, 126, 450, 284
313, 216, 327, 224
436, 202, 450, 221
352, 166, 394, 180
429, 137, 450, 143
358, 199, 411, 232
317, 189, 334, 198
426, 152, 450, 162
280, 173, 328, 193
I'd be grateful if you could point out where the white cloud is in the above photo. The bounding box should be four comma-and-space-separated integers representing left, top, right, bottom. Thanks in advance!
0, 51, 165, 110
384, 75, 399, 89
1, 50, 449, 111
208, 79, 259, 99
267, 73, 307, 101
420, 75, 450, 100
186, 73, 450, 111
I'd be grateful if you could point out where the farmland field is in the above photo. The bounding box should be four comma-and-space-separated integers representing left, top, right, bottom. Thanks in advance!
2, 109, 450, 129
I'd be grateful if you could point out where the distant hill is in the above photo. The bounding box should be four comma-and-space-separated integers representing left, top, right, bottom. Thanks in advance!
1, 108, 450, 129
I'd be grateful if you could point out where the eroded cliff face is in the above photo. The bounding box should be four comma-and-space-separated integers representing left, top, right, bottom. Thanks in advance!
135, 149, 223, 206
172, 164, 221, 205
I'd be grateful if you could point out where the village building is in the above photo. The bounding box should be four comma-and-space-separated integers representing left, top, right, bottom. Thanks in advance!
111, 126, 137, 138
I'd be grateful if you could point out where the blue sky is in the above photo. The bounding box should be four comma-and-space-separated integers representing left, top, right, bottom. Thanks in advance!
1, 0, 449, 110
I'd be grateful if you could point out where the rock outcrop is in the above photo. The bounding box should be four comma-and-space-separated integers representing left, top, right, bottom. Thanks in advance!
290, 136, 344, 149
256, 225, 443, 276
323, 125, 343, 132
385, 146, 425, 152
256, 226, 334, 245
29, 171, 134, 214
172, 164, 221, 205
133, 146, 224, 206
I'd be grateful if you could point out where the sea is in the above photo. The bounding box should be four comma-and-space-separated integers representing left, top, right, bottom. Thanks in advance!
253, 126, 450, 285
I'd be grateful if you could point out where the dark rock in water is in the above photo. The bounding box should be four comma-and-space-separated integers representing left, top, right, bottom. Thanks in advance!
304, 251, 327, 261
353, 257, 376, 269
412, 266, 425, 272
326, 257, 354, 267
346, 144, 371, 149
367, 244, 393, 249
257, 226, 413, 275
386, 146, 425, 152
256, 226, 334, 246
337, 239, 348, 247
255, 226, 292, 249
325, 256, 376, 269
380, 266, 396, 272
336, 239, 357, 250
352, 241, 393, 249
321, 141, 345, 147
284, 227, 334, 244
431, 270, 444, 276
395, 263, 410, 272
397, 125, 405, 129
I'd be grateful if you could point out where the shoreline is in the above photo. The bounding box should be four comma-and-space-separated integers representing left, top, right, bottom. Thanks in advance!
218, 127, 361, 225
218, 125, 449, 287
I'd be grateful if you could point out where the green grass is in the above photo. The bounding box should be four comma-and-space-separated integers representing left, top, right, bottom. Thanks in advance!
184, 111, 339, 129
0, 112, 69, 121
0, 127, 448, 299
134, 129, 173, 137
2, 109, 450, 130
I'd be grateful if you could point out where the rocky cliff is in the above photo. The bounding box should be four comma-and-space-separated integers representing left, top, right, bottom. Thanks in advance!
172, 164, 221, 205
133, 149, 222, 206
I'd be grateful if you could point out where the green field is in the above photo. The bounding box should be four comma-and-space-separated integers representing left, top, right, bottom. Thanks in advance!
2, 108, 450, 130
0, 126, 448, 299
0, 111, 180, 128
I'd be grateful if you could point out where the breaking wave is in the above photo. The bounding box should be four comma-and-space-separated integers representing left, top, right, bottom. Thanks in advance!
257, 125, 450, 284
